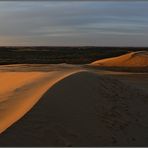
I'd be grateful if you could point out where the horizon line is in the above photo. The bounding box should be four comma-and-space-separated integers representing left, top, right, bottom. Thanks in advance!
0, 46, 148, 48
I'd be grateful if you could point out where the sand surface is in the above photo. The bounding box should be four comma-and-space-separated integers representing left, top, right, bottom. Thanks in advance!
0, 56, 148, 146
90, 51, 148, 72
0, 64, 82, 134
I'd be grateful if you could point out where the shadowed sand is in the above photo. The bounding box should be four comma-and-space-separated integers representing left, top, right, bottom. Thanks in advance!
0, 71, 148, 146
90, 51, 148, 72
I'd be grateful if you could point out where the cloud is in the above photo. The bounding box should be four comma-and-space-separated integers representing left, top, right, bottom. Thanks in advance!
0, 1, 148, 46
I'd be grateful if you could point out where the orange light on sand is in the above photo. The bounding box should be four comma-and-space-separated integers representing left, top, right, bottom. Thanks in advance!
0, 69, 80, 133
91, 51, 148, 68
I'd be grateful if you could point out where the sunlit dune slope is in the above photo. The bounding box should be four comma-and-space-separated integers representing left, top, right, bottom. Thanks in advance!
0, 69, 80, 134
0, 71, 148, 146
91, 51, 148, 69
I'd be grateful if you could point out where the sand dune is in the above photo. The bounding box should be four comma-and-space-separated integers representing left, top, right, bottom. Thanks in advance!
0, 69, 81, 134
91, 51, 148, 72
0, 71, 148, 146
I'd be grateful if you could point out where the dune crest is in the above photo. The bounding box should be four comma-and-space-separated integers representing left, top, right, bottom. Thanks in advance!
0, 70, 81, 134
91, 51, 148, 68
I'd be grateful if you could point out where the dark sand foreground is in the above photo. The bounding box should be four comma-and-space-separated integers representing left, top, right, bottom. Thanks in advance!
0, 51, 148, 146
0, 70, 148, 146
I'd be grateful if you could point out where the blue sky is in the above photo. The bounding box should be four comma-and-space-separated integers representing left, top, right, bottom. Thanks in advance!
0, 1, 148, 46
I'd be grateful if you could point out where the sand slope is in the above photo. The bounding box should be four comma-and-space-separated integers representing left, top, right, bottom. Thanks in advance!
91, 51, 148, 72
0, 69, 81, 134
0, 71, 148, 146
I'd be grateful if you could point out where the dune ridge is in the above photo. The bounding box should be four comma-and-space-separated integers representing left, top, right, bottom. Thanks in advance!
0, 69, 82, 133
91, 51, 148, 70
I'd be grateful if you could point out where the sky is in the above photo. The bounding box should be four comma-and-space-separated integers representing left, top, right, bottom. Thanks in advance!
0, 1, 148, 46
